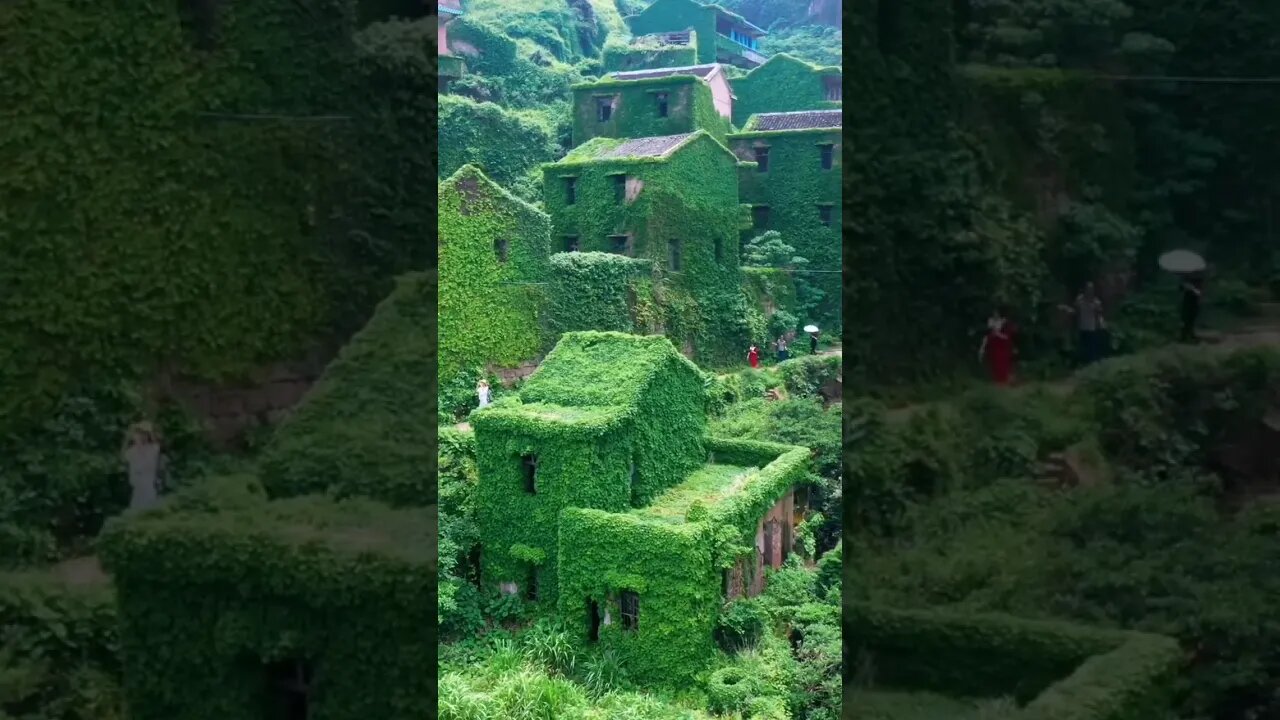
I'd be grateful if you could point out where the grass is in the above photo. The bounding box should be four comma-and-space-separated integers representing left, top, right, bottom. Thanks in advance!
633, 463, 754, 523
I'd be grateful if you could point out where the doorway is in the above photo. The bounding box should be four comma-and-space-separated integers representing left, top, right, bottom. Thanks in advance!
263, 659, 312, 720
587, 600, 601, 642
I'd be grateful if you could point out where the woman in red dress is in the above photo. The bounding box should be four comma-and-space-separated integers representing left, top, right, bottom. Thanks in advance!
747, 345, 760, 368
979, 307, 1016, 386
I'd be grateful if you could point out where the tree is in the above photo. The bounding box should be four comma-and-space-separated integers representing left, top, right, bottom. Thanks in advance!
743, 231, 809, 270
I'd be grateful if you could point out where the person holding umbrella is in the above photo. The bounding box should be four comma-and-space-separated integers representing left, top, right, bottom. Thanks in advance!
1160, 249, 1208, 343
804, 324, 820, 355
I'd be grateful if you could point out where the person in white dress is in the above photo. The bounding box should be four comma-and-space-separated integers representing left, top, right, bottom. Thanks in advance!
477, 379, 492, 408
122, 421, 163, 512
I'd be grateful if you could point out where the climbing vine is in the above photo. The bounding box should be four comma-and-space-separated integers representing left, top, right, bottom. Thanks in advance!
730, 54, 841, 128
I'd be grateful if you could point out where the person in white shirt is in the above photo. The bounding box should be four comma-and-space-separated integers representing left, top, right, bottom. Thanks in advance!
477, 379, 492, 408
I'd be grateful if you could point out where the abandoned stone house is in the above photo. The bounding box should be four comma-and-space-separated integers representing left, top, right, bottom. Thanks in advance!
471, 331, 811, 680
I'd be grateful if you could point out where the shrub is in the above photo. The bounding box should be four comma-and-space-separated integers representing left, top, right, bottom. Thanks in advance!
706, 666, 765, 714
716, 598, 768, 652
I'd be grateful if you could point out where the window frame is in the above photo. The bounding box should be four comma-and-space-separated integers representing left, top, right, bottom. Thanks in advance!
521, 455, 538, 494
668, 238, 682, 272
818, 204, 833, 227
565, 176, 577, 205
619, 590, 639, 632
656, 92, 669, 118
608, 234, 631, 255
752, 205, 770, 229
753, 145, 770, 173
564, 235, 580, 252
819, 143, 834, 170
494, 238, 509, 263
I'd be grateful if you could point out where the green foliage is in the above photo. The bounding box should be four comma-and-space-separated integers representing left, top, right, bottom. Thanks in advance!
715, 597, 767, 651
438, 95, 560, 201
571, 75, 730, 146
464, 0, 615, 62
547, 252, 658, 336
626, 0, 721, 65
438, 166, 551, 379
731, 126, 842, 328
260, 272, 436, 506
544, 133, 752, 365
731, 54, 841, 127
0, 572, 121, 720
757, 26, 843, 67
743, 231, 808, 270
846, 602, 1181, 717
0, 0, 382, 441
602, 37, 698, 73
98, 496, 433, 720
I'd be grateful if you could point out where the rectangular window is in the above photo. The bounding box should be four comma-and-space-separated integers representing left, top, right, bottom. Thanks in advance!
565, 177, 577, 205
587, 600, 601, 642
564, 235, 580, 252
820, 143, 834, 170
818, 205, 833, 226
668, 239, 682, 271
752, 205, 769, 229
597, 97, 614, 122
526, 566, 538, 601
620, 591, 639, 631
494, 238, 509, 263
754, 146, 769, 173
656, 92, 668, 118
609, 235, 630, 255
613, 174, 626, 203
521, 455, 538, 494
714, 237, 724, 262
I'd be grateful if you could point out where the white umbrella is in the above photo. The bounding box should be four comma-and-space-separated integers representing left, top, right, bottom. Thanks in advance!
1159, 249, 1206, 274
803, 325, 819, 333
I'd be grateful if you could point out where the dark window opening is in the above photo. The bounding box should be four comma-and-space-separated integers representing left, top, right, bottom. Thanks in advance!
264, 660, 312, 720
753, 146, 769, 173
668, 239, 682, 271
564, 235, 580, 252
494, 238, 509, 263
613, 174, 627, 203
609, 235, 630, 255
565, 177, 577, 205
878, 0, 903, 56
179, 0, 221, 51
620, 591, 639, 632
466, 545, 482, 588
521, 455, 538, 494
597, 97, 614, 122
820, 143, 834, 170
714, 237, 724, 262
819, 205, 833, 226
752, 205, 770, 229
525, 566, 538, 601
824, 76, 842, 102
587, 600, 601, 642
656, 92, 669, 117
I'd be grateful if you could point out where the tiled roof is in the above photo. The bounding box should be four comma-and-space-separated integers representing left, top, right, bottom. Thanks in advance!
609, 64, 721, 81
600, 133, 695, 159
747, 110, 842, 131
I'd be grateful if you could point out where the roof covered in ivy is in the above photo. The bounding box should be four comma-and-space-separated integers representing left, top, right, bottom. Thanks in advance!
554, 133, 701, 165
516, 331, 700, 409
608, 64, 722, 81
743, 110, 842, 132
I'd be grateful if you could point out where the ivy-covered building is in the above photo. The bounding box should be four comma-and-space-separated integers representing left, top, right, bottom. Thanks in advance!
624, 0, 768, 70
472, 331, 810, 683
436, 0, 464, 86
730, 53, 842, 128
729, 109, 843, 327
542, 130, 749, 360
438, 164, 550, 378
570, 66, 733, 146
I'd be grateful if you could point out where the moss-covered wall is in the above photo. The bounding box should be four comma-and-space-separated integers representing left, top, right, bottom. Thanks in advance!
438, 165, 551, 378
543, 133, 752, 364
602, 35, 700, 73
730, 54, 842, 127
438, 94, 560, 198
626, 0, 719, 65
99, 497, 434, 720
547, 252, 661, 335
732, 127, 842, 327
260, 272, 436, 506
572, 75, 729, 146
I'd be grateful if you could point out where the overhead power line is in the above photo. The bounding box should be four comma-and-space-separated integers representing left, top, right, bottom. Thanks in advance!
1093, 74, 1280, 85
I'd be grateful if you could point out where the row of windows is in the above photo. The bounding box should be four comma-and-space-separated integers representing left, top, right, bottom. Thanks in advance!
562, 175, 626, 206
597, 93, 669, 122
752, 204, 837, 228
753, 143, 835, 173
725, 29, 759, 50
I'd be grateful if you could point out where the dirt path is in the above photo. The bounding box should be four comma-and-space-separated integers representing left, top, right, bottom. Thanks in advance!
50, 555, 110, 587
884, 307, 1280, 424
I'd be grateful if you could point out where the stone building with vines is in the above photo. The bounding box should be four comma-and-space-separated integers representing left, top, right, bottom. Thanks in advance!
472, 331, 810, 683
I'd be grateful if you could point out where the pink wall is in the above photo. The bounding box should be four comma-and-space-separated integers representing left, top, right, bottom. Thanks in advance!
438, 16, 451, 56
707, 71, 733, 119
